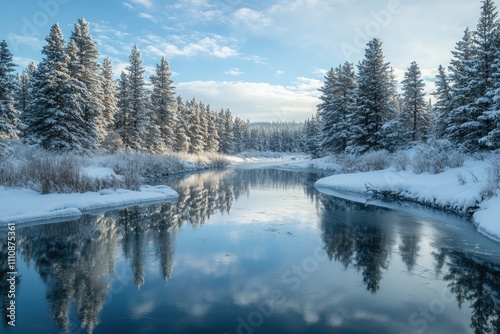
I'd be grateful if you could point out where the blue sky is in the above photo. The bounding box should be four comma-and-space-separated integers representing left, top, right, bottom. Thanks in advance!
1, 0, 481, 122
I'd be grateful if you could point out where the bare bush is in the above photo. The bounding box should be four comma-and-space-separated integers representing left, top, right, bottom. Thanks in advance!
338, 150, 391, 173
393, 151, 409, 171
411, 141, 465, 174
482, 154, 500, 199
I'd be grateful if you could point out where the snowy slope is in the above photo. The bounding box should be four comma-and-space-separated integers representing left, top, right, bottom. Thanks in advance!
0, 185, 178, 225
314, 160, 500, 242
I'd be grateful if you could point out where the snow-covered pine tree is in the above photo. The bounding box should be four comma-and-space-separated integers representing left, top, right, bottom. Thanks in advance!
174, 96, 190, 152
468, 0, 500, 150
217, 108, 234, 154
318, 62, 356, 153
222, 108, 234, 154
303, 112, 322, 158
349, 38, 398, 153
198, 101, 209, 150
150, 56, 176, 151
187, 98, 204, 154
115, 71, 131, 148
233, 117, 246, 153
244, 119, 251, 152
15, 62, 36, 134
481, 30, 500, 149
143, 96, 163, 154
68, 18, 101, 147
204, 105, 219, 152
0, 40, 20, 144
99, 57, 119, 149
432, 65, 453, 138
26, 24, 95, 152
124, 45, 150, 151
447, 28, 479, 149
317, 67, 336, 150
401, 61, 431, 142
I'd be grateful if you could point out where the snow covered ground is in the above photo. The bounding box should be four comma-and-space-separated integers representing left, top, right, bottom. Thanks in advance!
0, 185, 178, 226
314, 158, 500, 242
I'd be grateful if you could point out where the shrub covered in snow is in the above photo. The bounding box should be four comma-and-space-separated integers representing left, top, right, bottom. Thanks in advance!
0, 144, 120, 194
481, 154, 500, 199
0, 142, 231, 194
393, 151, 410, 171
338, 150, 391, 173
411, 141, 465, 174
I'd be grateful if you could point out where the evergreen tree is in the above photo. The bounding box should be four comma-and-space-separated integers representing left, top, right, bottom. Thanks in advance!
482, 31, 500, 149
447, 28, 479, 149
99, 57, 118, 148
222, 108, 234, 154
124, 45, 150, 151
68, 18, 101, 147
432, 65, 453, 138
349, 38, 398, 153
217, 108, 234, 154
303, 113, 322, 158
318, 62, 356, 153
115, 71, 131, 146
142, 90, 163, 154
187, 98, 204, 154
401, 61, 430, 142
150, 57, 176, 151
0, 40, 19, 143
15, 62, 36, 134
205, 105, 219, 152
174, 96, 190, 152
26, 24, 94, 152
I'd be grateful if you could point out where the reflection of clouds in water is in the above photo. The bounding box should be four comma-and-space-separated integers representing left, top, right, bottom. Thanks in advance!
130, 300, 155, 318
176, 252, 238, 277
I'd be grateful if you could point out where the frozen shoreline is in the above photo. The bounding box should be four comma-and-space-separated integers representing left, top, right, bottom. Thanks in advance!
313, 159, 500, 243
0, 185, 179, 226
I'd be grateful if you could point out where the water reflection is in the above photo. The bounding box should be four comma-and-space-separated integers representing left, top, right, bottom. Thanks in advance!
319, 195, 396, 293
319, 193, 500, 333
434, 248, 500, 333
0, 168, 499, 333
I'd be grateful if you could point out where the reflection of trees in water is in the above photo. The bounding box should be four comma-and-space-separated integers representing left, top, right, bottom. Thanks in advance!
319, 193, 500, 333
319, 195, 395, 293
0, 168, 321, 332
433, 248, 500, 334
12, 215, 119, 333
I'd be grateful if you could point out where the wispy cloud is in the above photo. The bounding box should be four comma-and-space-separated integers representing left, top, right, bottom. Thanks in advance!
138, 12, 156, 21
13, 56, 37, 68
225, 68, 244, 76
7, 34, 44, 50
232, 8, 271, 31
144, 34, 238, 59
130, 0, 153, 9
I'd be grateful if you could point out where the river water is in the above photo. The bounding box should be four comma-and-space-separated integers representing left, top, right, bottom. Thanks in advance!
1, 164, 499, 334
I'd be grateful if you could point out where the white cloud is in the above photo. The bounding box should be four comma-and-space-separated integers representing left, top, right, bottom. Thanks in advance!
138, 13, 155, 21
7, 34, 44, 50
241, 54, 268, 65
232, 8, 271, 31
130, 0, 153, 9
176, 79, 320, 122
144, 34, 238, 59
225, 68, 244, 76
13, 56, 37, 68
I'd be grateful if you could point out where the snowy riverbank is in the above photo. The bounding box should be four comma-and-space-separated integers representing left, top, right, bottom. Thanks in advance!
0, 185, 179, 225
314, 158, 500, 242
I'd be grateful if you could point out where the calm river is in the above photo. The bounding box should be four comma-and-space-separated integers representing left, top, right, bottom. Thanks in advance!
1, 165, 499, 334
